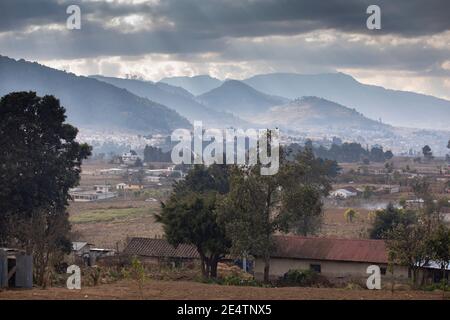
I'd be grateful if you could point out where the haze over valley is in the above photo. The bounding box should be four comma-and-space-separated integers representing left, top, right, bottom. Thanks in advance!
1, 55, 449, 156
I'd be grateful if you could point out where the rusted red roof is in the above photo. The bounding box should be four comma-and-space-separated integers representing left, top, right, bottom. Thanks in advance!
271, 235, 388, 264
124, 237, 199, 259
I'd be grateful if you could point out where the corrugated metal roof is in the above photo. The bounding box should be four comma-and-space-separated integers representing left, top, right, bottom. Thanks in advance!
271, 235, 388, 264
72, 242, 89, 251
124, 237, 200, 259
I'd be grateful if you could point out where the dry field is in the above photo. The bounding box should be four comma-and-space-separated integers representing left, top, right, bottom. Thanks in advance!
69, 201, 375, 249
0, 279, 445, 300
69, 199, 377, 248
319, 207, 372, 239
69, 199, 164, 249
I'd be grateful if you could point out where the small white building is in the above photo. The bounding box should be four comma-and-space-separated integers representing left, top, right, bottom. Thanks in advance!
69, 185, 117, 202
330, 188, 357, 199
94, 185, 112, 193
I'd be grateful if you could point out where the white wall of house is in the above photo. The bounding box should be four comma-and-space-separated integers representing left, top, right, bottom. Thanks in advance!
253, 257, 409, 283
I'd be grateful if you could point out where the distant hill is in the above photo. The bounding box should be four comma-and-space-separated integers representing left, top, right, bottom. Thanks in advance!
254, 96, 392, 132
0, 56, 190, 133
243, 72, 450, 130
197, 80, 288, 118
160, 75, 222, 96
91, 75, 247, 128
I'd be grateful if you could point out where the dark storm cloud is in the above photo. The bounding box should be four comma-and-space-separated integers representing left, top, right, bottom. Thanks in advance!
1, 0, 450, 36
0, 0, 449, 80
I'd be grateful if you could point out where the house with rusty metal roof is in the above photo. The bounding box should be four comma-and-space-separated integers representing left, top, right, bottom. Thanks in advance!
123, 237, 200, 267
253, 235, 410, 284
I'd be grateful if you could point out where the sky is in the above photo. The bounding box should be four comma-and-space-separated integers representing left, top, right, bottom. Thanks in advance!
1, 0, 450, 99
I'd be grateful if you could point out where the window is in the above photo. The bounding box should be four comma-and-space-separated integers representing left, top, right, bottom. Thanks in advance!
310, 264, 321, 273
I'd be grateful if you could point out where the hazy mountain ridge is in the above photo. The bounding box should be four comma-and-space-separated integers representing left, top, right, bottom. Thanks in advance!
196, 80, 289, 117
243, 72, 450, 130
160, 75, 223, 96
254, 96, 392, 132
91, 75, 248, 128
0, 56, 190, 133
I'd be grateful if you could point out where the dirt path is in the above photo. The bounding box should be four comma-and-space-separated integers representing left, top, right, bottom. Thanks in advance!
0, 280, 446, 300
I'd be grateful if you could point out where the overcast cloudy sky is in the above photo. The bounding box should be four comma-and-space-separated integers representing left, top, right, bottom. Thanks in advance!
1, 0, 450, 99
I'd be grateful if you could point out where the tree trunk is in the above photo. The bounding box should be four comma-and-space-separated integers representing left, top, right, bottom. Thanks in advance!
263, 253, 270, 283
210, 256, 219, 278
199, 254, 208, 278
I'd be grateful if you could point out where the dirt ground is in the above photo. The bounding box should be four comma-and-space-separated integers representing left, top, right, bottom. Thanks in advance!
0, 280, 446, 300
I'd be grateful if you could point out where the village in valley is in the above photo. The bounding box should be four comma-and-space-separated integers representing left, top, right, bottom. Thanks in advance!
2, 138, 449, 300
2, 0, 450, 304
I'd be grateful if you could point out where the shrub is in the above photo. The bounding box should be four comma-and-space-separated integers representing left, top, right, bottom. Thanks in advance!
281, 269, 324, 287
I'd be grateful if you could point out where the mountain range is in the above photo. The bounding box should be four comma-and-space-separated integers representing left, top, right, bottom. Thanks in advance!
254, 97, 391, 132
0, 56, 190, 133
160, 75, 223, 96
196, 80, 288, 118
2, 55, 450, 141
90, 75, 246, 127
161, 73, 450, 130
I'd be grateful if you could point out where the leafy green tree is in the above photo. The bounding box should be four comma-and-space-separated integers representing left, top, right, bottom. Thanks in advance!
369, 203, 417, 239
426, 224, 450, 283
281, 148, 336, 235
156, 165, 230, 278
219, 148, 336, 282
363, 186, 374, 199
384, 150, 394, 160
217, 165, 281, 283
412, 177, 440, 230
344, 209, 358, 223
386, 223, 429, 287
422, 145, 433, 160
0, 92, 91, 285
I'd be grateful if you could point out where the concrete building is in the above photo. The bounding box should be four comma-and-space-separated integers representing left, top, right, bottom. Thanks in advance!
253, 236, 410, 284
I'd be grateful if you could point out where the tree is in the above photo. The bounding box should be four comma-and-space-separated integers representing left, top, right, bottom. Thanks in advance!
144, 145, 171, 162
369, 203, 417, 239
218, 147, 337, 282
133, 158, 143, 167
344, 209, 358, 223
156, 165, 230, 278
422, 145, 433, 160
217, 165, 281, 283
281, 147, 336, 235
386, 223, 429, 287
384, 150, 394, 160
412, 177, 440, 230
426, 224, 450, 283
0, 92, 91, 286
